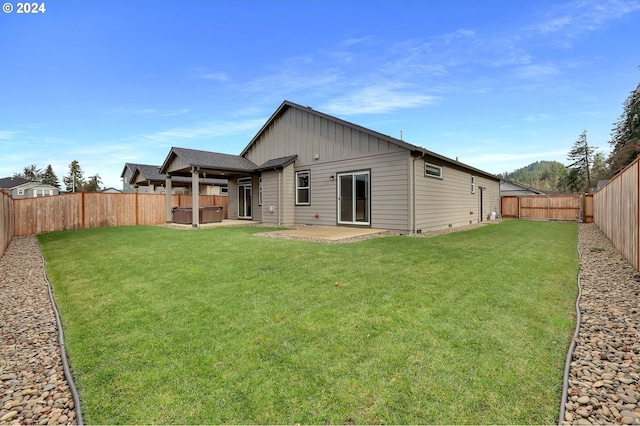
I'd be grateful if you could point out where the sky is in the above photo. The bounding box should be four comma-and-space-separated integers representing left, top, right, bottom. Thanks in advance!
1, 0, 639, 189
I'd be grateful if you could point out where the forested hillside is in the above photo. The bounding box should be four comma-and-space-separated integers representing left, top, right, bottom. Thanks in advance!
498, 161, 568, 192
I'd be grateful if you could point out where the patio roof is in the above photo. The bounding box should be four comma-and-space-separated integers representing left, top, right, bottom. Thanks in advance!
160, 147, 259, 178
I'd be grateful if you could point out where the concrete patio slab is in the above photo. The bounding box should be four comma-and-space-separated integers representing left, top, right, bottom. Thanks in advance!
275, 226, 388, 241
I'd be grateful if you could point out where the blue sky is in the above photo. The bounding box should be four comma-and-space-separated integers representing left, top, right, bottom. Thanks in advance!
1, 0, 639, 189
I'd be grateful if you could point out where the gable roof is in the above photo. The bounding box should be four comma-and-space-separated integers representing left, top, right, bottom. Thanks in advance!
160, 147, 259, 177
0, 176, 33, 189
255, 155, 298, 171
240, 100, 499, 181
13, 181, 59, 191
500, 180, 546, 195
126, 162, 228, 186
120, 163, 139, 178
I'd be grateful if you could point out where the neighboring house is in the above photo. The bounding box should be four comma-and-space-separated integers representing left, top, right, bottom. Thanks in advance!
500, 180, 546, 196
121, 163, 227, 195
159, 100, 501, 232
0, 177, 60, 199
101, 187, 123, 193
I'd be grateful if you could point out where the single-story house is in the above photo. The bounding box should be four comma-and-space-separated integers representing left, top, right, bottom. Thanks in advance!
159, 100, 501, 232
121, 163, 227, 195
0, 177, 60, 199
500, 180, 546, 196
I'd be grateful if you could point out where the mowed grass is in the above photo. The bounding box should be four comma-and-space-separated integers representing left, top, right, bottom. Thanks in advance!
38, 220, 578, 424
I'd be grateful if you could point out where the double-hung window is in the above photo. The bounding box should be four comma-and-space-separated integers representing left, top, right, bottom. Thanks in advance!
471, 176, 476, 194
295, 171, 310, 205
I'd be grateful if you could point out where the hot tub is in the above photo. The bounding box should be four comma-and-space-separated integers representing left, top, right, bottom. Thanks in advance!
172, 206, 224, 224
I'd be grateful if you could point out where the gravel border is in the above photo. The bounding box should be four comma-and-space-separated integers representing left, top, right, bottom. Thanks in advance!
0, 236, 77, 425
1, 223, 639, 425
562, 223, 640, 425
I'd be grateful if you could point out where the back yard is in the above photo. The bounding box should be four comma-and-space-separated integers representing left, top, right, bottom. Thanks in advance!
38, 220, 578, 424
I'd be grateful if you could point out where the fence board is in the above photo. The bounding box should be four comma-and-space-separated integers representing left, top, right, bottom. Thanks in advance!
594, 157, 640, 271
0, 190, 14, 258
13, 193, 229, 236
500, 194, 581, 221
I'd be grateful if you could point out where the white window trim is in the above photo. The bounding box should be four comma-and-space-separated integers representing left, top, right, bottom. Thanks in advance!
295, 170, 310, 205
471, 176, 476, 194
425, 162, 443, 179
17, 188, 24, 195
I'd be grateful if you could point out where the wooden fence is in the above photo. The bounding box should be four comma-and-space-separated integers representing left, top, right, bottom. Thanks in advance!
0, 190, 14, 259
594, 156, 640, 271
13, 192, 228, 237
500, 194, 587, 221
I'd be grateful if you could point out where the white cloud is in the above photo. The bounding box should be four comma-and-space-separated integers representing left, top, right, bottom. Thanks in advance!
134, 118, 266, 145
190, 68, 230, 82
321, 83, 439, 115
0, 130, 21, 140
110, 107, 191, 116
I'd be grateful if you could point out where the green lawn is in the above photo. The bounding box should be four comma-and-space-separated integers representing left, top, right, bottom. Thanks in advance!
38, 220, 578, 424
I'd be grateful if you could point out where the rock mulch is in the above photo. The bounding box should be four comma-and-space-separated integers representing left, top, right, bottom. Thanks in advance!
0, 236, 77, 425
1, 224, 639, 425
563, 223, 640, 425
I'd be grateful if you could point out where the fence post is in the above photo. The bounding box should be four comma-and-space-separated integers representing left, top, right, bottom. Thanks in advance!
81, 192, 86, 229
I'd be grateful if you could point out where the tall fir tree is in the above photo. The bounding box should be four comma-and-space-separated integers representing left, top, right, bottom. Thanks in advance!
14, 164, 43, 182
63, 160, 86, 193
566, 130, 596, 193
84, 174, 102, 192
41, 165, 60, 189
608, 81, 640, 173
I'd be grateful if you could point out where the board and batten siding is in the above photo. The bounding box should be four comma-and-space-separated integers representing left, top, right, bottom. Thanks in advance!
244, 107, 406, 166
274, 151, 411, 231
413, 158, 500, 232
260, 164, 295, 225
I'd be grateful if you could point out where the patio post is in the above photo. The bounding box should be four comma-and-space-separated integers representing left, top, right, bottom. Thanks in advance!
165, 177, 172, 223
192, 167, 200, 228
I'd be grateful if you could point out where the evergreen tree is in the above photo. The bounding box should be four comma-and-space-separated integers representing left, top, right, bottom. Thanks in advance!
63, 160, 86, 193
41, 165, 60, 189
590, 152, 609, 186
566, 130, 595, 193
84, 174, 102, 192
14, 164, 43, 182
608, 81, 640, 173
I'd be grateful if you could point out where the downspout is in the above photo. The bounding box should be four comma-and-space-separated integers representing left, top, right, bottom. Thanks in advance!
411, 156, 416, 233
277, 169, 282, 227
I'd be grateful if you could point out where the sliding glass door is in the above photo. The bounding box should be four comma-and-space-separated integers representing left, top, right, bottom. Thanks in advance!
338, 171, 370, 225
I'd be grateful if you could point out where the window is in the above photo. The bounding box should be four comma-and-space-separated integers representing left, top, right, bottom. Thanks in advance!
425, 162, 443, 179
17, 188, 24, 195
471, 176, 476, 194
295, 171, 310, 205
258, 177, 262, 206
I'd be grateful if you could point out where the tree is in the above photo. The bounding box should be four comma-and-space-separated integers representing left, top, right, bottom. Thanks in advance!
590, 152, 609, 186
608, 81, 640, 173
566, 130, 595, 193
14, 164, 43, 182
84, 174, 102, 192
63, 160, 86, 193
41, 165, 60, 189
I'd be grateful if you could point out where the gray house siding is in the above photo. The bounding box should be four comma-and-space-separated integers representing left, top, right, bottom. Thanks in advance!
243, 107, 405, 166
244, 107, 412, 230
228, 181, 237, 219
413, 159, 500, 231
261, 164, 295, 225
